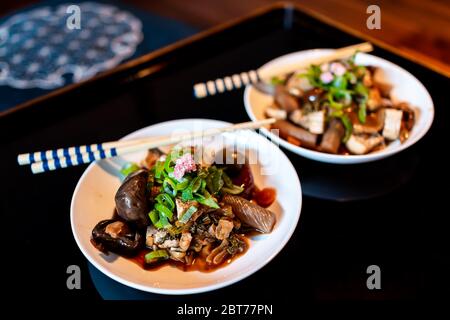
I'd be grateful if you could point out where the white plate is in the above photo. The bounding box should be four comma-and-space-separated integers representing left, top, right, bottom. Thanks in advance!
244, 49, 435, 164
71, 119, 302, 295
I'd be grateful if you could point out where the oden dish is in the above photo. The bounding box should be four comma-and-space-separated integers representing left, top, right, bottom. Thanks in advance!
71, 119, 302, 294
245, 50, 434, 164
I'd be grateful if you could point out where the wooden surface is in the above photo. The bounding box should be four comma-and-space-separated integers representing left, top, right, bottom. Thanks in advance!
127, 0, 450, 76
1, 0, 449, 75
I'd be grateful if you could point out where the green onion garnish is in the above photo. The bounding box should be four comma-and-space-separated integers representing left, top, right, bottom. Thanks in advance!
179, 205, 198, 224
145, 250, 169, 264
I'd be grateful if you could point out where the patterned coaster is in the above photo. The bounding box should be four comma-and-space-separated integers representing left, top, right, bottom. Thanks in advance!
0, 2, 143, 89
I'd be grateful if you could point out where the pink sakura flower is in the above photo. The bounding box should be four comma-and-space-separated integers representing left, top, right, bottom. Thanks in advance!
330, 62, 346, 76
320, 71, 334, 84
173, 153, 197, 180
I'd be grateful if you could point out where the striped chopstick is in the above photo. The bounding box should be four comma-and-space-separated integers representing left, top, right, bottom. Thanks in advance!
193, 42, 373, 99
21, 118, 276, 174
17, 139, 142, 165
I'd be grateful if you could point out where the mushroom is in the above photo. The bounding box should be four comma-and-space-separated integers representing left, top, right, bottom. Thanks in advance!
223, 194, 276, 233
115, 169, 150, 229
91, 219, 144, 256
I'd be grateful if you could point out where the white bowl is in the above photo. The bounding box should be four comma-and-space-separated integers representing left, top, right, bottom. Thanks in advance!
244, 49, 434, 164
71, 119, 302, 295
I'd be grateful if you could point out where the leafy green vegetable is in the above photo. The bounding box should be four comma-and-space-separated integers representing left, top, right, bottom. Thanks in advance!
222, 171, 233, 188
120, 162, 140, 177
206, 167, 223, 194
222, 185, 245, 194
190, 177, 202, 193
145, 250, 169, 264
194, 192, 219, 209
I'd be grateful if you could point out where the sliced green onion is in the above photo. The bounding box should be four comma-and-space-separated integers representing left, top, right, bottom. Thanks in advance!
163, 177, 177, 196
145, 250, 169, 264
164, 153, 173, 173
154, 215, 171, 229
179, 205, 198, 224
212, 169, 224, 194
155, 193, 175, 211
120, 162, 140, 177
175, 177, 190, 190
358, 102, 367, 124
155, 203, 173, 220
154, 160, 165, 179
199, 179, 206, 193
354, 82, 369, 96
328, 92, 343, 110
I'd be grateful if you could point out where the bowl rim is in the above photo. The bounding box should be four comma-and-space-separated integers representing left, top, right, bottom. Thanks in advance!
70, 118, 302, 295
244, 49, 435, 164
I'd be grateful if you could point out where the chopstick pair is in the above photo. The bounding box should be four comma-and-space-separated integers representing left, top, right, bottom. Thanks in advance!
193, 42, 373, 98
18, 119, 276, 174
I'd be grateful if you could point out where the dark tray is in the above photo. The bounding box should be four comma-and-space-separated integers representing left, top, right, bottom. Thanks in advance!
1, 3, 449, 302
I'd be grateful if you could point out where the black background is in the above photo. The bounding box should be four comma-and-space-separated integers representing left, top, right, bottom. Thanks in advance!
1, 6, 449, 304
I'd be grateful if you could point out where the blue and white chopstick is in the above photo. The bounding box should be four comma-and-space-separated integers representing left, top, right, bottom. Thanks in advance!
193, 42, 373, 99
20, 118, 276, 174
17, 139, 150, 165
